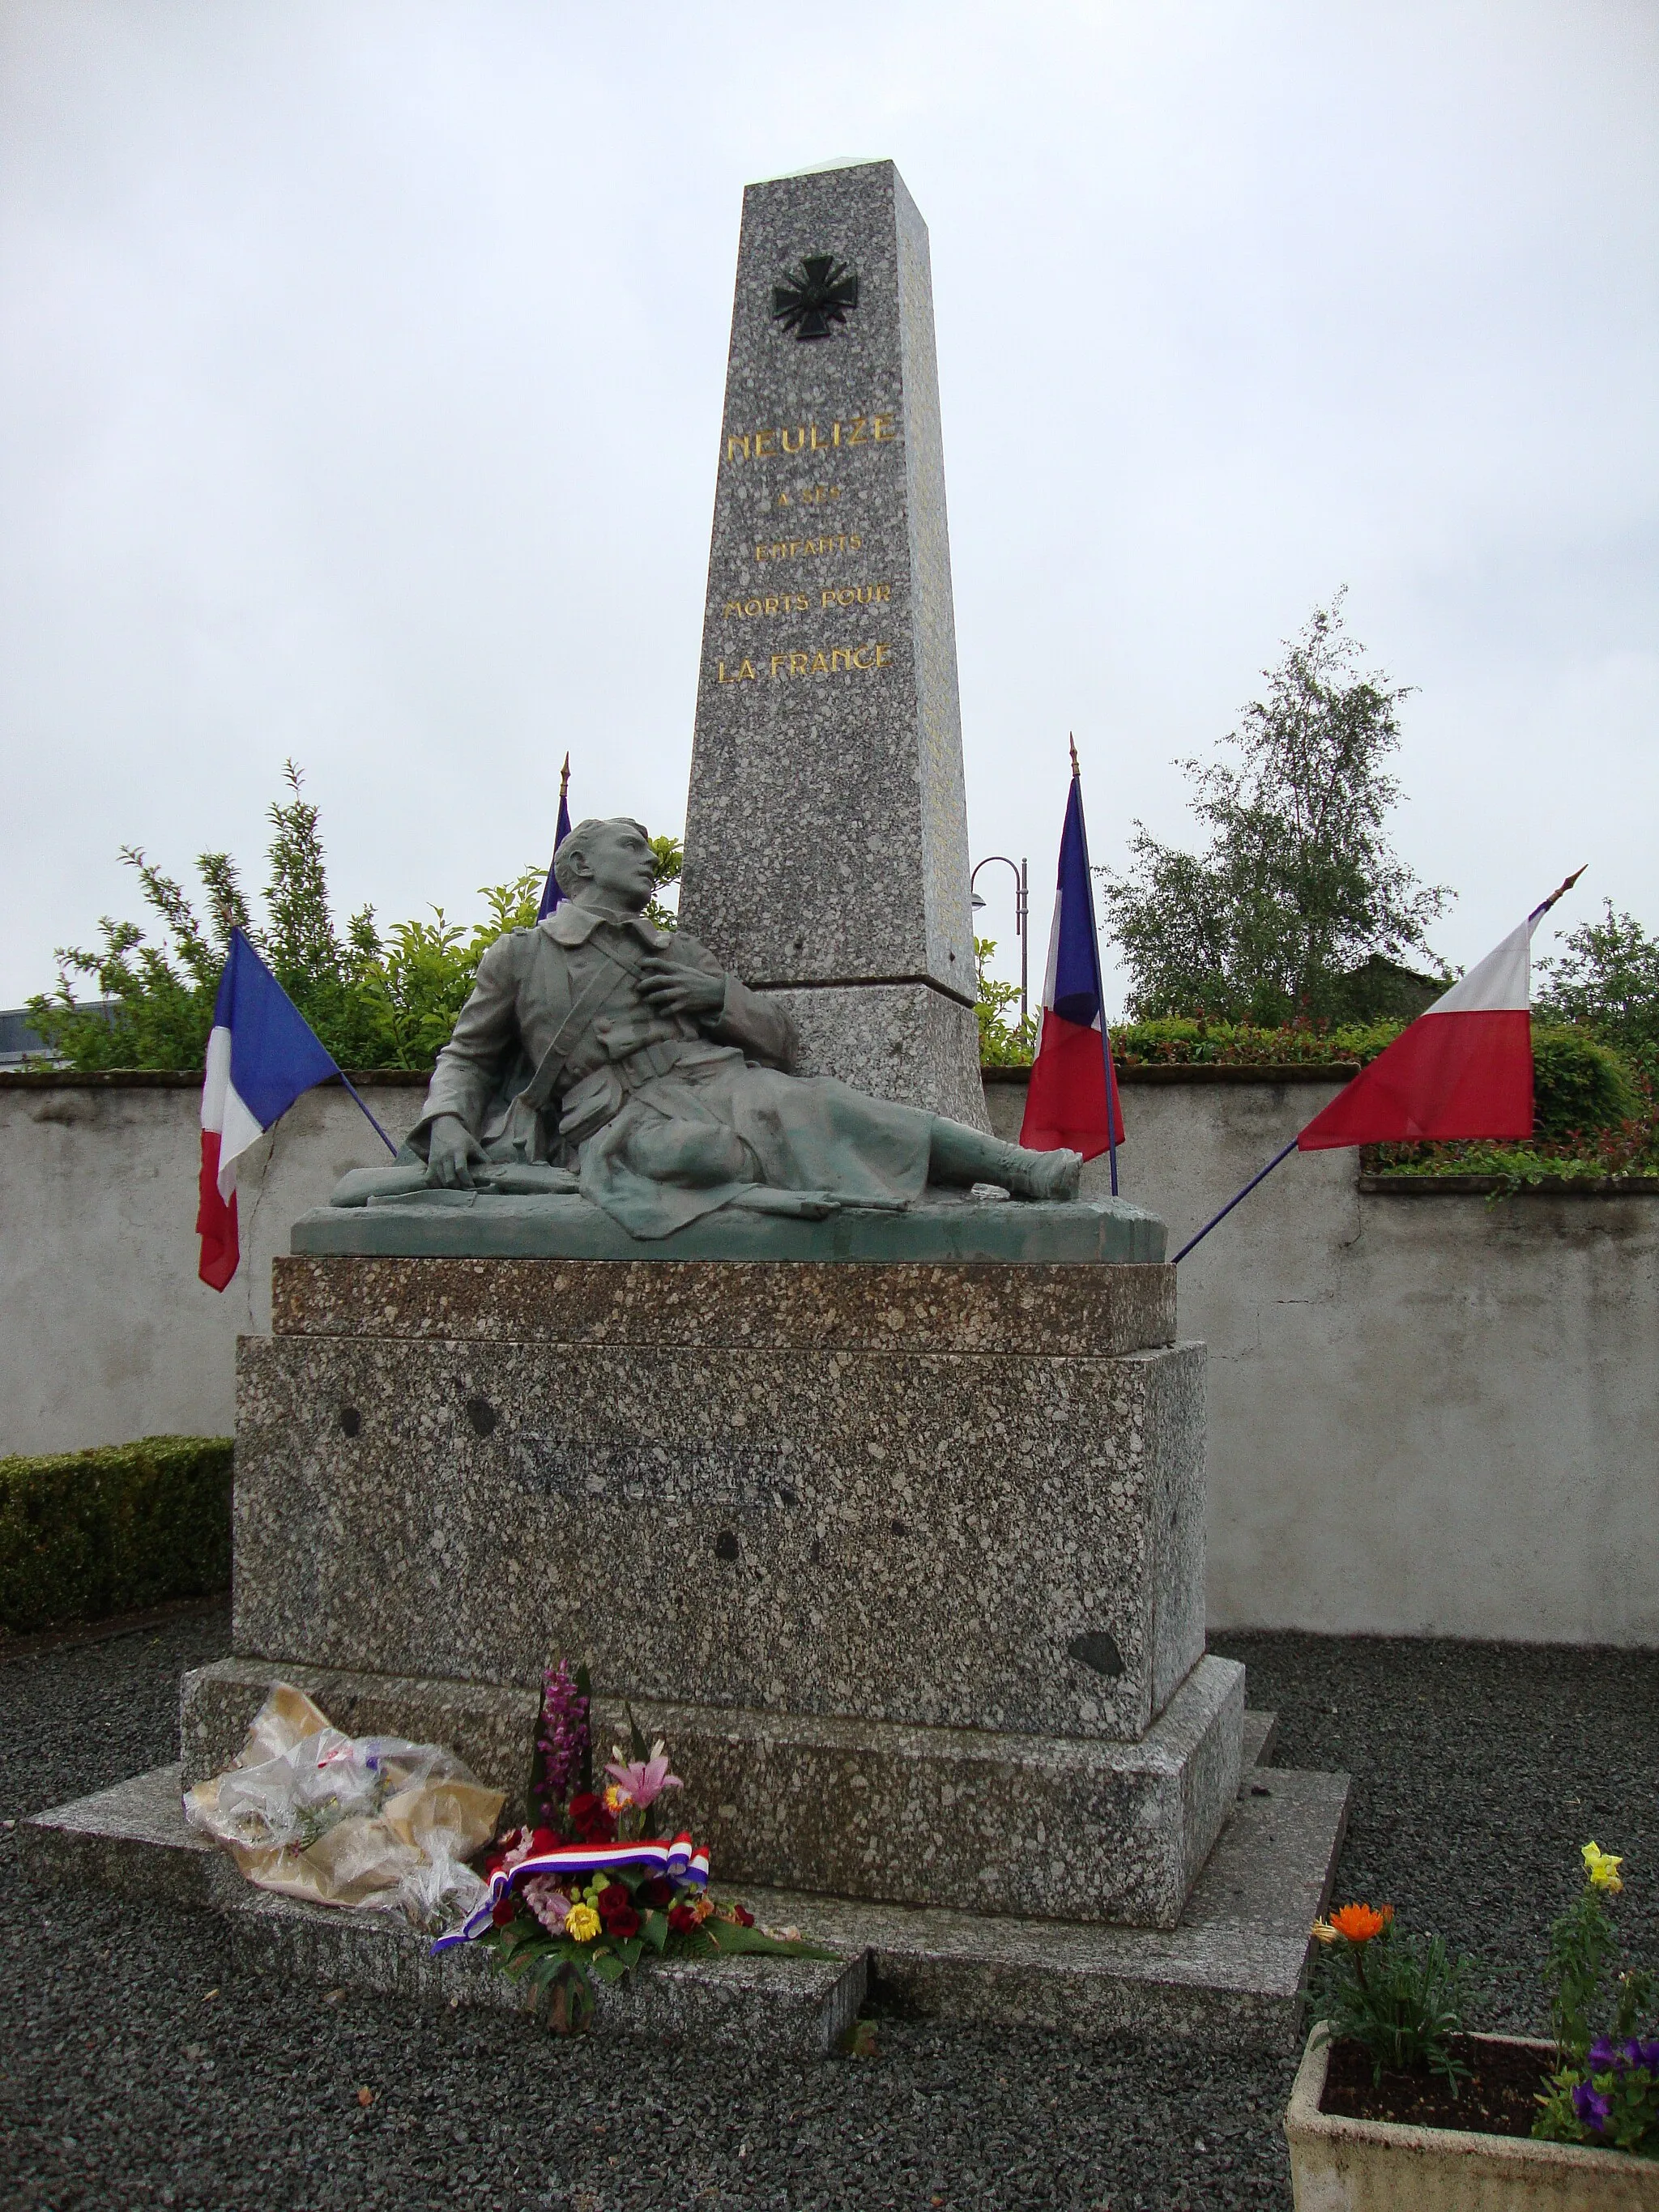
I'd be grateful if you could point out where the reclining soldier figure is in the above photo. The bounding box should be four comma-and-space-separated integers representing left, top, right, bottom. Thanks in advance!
407, 816, 1082, 1242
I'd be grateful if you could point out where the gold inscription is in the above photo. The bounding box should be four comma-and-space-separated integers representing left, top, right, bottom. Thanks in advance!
765, 641, 892, 678
754, 534, 863, 562
726, 413, 896, 462
821, 582, 891, 607
723, 593, 812, 618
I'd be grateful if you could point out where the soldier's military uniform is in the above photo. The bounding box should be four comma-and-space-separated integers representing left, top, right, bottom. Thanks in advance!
409, 900, 936, 1239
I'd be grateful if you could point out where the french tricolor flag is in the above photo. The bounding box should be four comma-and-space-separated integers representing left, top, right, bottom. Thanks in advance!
1020, 752, 1125, 1181
197, 929, 340, 1290
1298, 870, 1585, 1150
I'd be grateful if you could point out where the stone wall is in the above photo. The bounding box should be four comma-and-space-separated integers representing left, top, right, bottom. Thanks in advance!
2, 1068, 1655, 1645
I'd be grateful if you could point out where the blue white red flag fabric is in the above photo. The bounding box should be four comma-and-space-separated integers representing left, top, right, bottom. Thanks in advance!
1020, 763, 1125, 1163
1298, 868, 1585, 1150
197, 929, 339, 1290
537, 753, 574, 921
430, 1830, 710, 1952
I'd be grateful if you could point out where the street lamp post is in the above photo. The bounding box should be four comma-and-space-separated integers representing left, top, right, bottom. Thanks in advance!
970, 855, 1029, 1030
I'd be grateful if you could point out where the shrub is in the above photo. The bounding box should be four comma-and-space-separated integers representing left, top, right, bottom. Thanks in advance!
1530, 1025, 1639, 1143
0, 1435, 232, 1636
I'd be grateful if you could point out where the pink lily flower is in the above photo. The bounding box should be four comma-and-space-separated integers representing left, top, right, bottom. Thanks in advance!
603, 1753, 682, 1809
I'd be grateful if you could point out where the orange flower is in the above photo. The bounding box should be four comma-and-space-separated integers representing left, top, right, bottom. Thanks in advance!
1328, 1903, 1390, 1944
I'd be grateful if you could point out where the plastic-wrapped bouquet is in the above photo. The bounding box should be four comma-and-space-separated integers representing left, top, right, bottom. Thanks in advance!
432, 1658, 827, 2031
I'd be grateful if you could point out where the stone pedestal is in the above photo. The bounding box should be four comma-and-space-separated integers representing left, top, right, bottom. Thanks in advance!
679, 159, 984, 1124
220, 1251, 1240, 1931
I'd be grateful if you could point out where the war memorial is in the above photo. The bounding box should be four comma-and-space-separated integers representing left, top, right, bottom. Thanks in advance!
23, 159, 1348, 2056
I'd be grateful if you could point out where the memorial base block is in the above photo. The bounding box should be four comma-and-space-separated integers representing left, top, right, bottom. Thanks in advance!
181, 1653, 1243, 1931
224, 1251, 1235, 1930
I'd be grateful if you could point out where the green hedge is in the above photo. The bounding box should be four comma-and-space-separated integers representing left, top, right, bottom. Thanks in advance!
0, 1434, 232, 1637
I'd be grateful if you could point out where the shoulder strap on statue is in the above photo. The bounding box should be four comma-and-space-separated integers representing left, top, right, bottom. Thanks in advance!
514, 949, 637, 1116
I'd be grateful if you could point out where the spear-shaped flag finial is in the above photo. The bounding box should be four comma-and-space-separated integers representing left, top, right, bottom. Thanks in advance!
539, 757, 575, 922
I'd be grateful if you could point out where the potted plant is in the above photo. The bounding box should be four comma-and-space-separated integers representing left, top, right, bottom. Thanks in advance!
1285, 1843, 1659, 2208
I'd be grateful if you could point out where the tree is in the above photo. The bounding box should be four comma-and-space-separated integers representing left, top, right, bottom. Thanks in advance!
1102, 595, 1452, 1024
1535, 901, 1659, 1077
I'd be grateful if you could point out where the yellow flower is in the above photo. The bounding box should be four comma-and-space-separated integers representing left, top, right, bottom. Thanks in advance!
1310, 1919, 1337, 1946
564, 1902, 601, 1942
1582, 1842, 1623, 1893
603, 1783, 633, 1813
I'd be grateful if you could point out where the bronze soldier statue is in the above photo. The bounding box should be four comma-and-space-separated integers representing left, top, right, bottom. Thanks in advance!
407, 816, 1081, 1241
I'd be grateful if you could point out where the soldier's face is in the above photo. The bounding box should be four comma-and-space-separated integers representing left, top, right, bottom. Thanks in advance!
575, 821, 657, 910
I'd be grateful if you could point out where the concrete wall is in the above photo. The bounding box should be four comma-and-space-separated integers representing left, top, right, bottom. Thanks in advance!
3, 1068, 1655, 1646
0, 1074, 425, 1453
987, 1070, 1657, 1648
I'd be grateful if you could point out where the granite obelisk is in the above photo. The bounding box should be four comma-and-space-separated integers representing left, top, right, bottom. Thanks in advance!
679, 160, 987, 1127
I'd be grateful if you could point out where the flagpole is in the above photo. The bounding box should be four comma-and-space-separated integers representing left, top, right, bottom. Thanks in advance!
1171, 1139, 1298, 1264
335, 1075, 400, 1157
1070, 735, 1119, 1196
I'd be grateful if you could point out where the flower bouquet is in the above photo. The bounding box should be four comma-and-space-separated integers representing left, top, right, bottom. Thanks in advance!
431, 1660, 829, 2031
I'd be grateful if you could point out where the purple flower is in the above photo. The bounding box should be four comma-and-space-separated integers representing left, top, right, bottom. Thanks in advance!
536, 1660, 589, 1813
1636, 2039, 1659, 2073
1589, 2036, 1621, 2070
1572, 2081, 1614, 2133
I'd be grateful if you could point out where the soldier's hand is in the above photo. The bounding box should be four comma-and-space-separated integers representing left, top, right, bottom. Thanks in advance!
638, 953, 726, 1019
425, 1115, 483, 1188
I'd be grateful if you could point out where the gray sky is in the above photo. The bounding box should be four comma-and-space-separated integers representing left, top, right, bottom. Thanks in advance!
2, 0, 1655, 1012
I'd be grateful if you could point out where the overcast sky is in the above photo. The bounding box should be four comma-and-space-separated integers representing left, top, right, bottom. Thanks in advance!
2, 0, 1654, 1013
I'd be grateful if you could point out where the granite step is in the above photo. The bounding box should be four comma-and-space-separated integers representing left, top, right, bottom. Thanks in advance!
19, 1716, 1344, 2056
17, 1764, 866, 2061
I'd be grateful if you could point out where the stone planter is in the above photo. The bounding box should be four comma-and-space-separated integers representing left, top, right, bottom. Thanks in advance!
1285, 2024, 1659, 2210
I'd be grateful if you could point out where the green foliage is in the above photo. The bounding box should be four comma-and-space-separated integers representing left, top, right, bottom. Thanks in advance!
1530, 1026, 1639, 1142
0, 1434, 232, 1635
28, 769, 686, 1075
1313, 1919, 1471, 2091
1535, 2041, 1659, 2155
646, 835, 684, 935
975, 937, 1037, 1065
1534, 1853, 1657, 2153
480, 1884, 830, 2034
1546, 1886, 1624, 2069
1111, 1016, 1398, 1068
1537, 901, 1659, 1078
1102, 594, 1451, 1025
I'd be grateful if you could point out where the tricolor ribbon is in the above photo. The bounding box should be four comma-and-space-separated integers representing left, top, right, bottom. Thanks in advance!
430, 1829, 710, 1952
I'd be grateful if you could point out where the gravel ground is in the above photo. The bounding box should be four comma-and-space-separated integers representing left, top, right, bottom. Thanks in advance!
1, 1615, 1654, 2212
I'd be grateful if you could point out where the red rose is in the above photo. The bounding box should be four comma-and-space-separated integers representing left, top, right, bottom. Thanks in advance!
635, 1877, 674, 1909
527, 1826, 560, 1856
667, 1903, 699, 1935
568, 1792, 616, 1843
602, 1903, 641, 1938
491, 1893, 520, 1928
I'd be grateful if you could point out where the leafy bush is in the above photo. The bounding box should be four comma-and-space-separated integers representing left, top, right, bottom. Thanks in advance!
27, 771, 684, 1076
1530, 1025, 1639, 1142
0, 1435, 232, 1635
